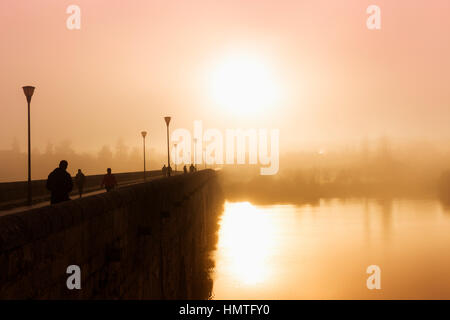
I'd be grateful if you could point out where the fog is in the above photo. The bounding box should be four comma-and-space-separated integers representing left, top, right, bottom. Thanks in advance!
222, 137, 450, 204
1, 0, 450, 194
0, 138, 168, 182
2, 1, 450, 161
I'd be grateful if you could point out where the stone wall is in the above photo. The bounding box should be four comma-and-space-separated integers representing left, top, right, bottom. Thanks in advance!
0, 170, 223, 299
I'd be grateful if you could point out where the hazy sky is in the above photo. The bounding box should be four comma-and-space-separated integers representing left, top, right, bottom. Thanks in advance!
1, 0, 450, 155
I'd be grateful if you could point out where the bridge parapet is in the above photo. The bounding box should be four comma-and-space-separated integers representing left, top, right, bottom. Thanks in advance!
0, 170, 162, 209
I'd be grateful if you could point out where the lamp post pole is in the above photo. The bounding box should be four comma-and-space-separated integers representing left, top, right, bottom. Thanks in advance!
193, 138, 197, 170
22, 86, 35, 206
174, 143, 178, 172
164, 117, 171, 176
141, 131, 147, 181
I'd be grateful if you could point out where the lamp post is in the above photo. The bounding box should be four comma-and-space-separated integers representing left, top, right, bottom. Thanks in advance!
22, 86, 35, 206
204, 147, 207, 170
164, 116, 171, 176
141, 131, 147, 181
174, 143, 178, 172
193, 138, 197, 170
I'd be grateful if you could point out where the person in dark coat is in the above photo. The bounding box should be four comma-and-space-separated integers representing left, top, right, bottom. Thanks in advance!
46, 160, 73, 204
75, 169, 86, 198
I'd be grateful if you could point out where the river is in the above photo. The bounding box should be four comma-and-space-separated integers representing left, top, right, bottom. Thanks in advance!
210, 198, 450, 299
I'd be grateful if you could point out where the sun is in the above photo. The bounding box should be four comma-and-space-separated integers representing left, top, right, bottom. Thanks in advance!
209, 52, 281, 116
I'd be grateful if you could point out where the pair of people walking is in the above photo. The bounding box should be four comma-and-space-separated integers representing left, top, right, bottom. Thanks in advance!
182, 164, 197, 174
162, 164, 173, 177
46, 161, 117, 204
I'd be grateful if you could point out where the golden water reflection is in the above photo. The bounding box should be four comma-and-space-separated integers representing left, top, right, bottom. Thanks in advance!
215, 202, 276, 286
211, 199, 450, 299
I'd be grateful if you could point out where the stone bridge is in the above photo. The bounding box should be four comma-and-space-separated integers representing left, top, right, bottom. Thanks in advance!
0, 170, 223, 299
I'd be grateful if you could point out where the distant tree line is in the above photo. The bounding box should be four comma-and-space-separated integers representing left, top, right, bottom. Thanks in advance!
0, 138, 166, 182
223, 137, 450, 203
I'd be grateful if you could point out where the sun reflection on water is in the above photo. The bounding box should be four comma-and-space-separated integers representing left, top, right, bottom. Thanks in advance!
212, 199, 450, 299
216, 201, 277, 286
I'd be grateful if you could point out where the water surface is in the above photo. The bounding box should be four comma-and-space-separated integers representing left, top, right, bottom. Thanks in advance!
211, 199, 450, 299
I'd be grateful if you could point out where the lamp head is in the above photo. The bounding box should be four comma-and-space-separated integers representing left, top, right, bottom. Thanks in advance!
141, 131, 147, 138
22, 86, 35, 103
164, 116, 171, 126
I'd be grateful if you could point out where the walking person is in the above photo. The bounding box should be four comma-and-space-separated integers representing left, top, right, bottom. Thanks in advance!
162, 164, 167, 177
75, 169, 86, 198
46, 160, 73, 204
101, 168, 117, 192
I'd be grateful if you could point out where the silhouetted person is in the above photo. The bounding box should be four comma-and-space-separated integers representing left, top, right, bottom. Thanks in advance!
189, 164, 195, 173
46, 160, 73, 204
167, 165, 173, 177
183, 165, 188, 174
75, 169, 85, 198
162, 165, 167, 177
101, 168, 117, 192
